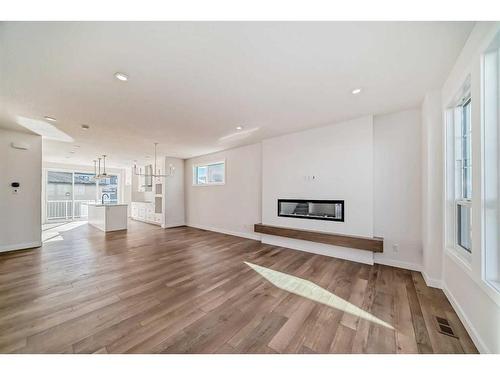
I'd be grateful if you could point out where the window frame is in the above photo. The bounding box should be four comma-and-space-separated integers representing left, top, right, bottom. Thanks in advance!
445, 83, 473, 263
454, 96, 473, 255
192, 160, 226, 186
482, 37, 500, 292
43, 167, 121, 223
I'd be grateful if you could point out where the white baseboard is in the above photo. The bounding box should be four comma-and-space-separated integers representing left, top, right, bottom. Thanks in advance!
162, 222, 186, 229
373, 256, 422, 272
421, 271, 443, 289
442, 283, 490, 354
187, 223, 261, 241
261, 234, 374, 265
0, 241, 41, 253
374, 257, 445, 289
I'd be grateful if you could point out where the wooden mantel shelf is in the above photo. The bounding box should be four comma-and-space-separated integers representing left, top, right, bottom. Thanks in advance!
254, 223, 383, 253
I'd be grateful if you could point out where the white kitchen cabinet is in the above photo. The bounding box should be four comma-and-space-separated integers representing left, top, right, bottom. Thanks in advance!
129, 157, 184, 229
130, 201, 161, 226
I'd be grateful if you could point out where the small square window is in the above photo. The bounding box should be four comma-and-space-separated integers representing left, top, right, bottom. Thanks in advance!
193, 161, 225, 186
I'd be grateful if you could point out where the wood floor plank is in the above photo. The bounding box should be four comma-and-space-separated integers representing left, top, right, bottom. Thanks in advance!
0, 220, 477, 354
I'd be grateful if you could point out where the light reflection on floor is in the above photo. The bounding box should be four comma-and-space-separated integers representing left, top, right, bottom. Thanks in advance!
42, 221, 88, 243
245, 261, 393, 329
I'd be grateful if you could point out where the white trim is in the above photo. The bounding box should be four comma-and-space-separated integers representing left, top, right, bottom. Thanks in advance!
0, 241, 41, 253
192, 159, 226, 186
442, 282, 491, 354
446, 246, 500, 307
260, 234, 374, 266
421, 271, 443, 289
445, 246, 473, 273
373, 257, 422, 272
374, 258, 444, 288
162, 222, 186, 229
187, 223, 261, 241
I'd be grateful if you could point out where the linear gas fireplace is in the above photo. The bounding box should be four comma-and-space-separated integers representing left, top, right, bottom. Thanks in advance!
278, 199, 344, 222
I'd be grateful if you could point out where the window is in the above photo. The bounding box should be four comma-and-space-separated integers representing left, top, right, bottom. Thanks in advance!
455, 97, 472, 253
483, 32, 500, 290
193, 161, 225, 185
45, 169, 120, 222
446, 80, 473, 259
98, 175, 119, 204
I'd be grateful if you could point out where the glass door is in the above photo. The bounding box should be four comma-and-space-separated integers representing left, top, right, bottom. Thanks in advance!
46, 171, 73, 221
45, 170, 120, 223
73, 172, 97, 219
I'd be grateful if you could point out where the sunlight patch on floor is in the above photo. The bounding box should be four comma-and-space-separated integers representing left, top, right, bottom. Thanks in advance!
42, 221, 87, 243
245, 261, 393, 330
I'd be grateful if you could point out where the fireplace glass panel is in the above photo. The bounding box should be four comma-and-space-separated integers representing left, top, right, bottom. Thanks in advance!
278, 199, 344, 222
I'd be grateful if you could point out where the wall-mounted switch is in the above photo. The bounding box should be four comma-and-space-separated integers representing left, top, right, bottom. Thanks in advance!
392, 244, 399, 253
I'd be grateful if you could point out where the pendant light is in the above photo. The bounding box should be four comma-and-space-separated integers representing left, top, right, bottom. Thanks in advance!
133, 143, 175, 178
93, 155, 108, 180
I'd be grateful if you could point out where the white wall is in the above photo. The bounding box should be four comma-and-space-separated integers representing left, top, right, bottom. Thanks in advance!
373, 109, 422, 271
421, 91, 444, 285
185, 112, 423, 267
0, 129, 42, 252
262, 116, 374, 237
164, 157, 185, 228
185, 143, 262, 239
260, 116, 375, 264
439, 22, 500, 353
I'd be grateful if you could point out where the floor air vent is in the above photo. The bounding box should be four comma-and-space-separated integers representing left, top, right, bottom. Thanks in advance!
435, 316, 458, 338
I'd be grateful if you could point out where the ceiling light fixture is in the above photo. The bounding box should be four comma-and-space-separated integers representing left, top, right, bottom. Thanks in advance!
44, 116, 57, 122
133, 143, 175, 179
81, 124, 90, 130
236, 126, 243, 130
352, 88, 362, 95
93, 155, 108, 180
114, 72, 128, 81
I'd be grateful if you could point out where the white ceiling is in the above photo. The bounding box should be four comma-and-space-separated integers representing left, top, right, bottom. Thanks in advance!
0, 21, 473, 167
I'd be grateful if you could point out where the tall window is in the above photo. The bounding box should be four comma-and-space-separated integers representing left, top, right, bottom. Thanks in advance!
455, 97, 472, 253
193, 161, 225, 185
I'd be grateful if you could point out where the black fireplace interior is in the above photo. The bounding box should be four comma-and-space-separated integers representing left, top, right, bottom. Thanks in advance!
277, 199, 344, 222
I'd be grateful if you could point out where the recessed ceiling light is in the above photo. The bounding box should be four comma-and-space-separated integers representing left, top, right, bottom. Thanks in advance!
114, 72, 128, 81
236, 126, 243, 131
352, 88, 362, 95
81, 124, 90, 130
44, 116, 57, 122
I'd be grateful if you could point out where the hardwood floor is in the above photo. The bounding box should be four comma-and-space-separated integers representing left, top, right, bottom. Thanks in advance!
0, 221, 477, 354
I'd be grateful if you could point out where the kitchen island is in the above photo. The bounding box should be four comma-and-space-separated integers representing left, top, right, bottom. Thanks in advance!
87, 203, 128, 232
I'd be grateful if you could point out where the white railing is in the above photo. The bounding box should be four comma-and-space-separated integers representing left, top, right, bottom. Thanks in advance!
46, 200, 95, 221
